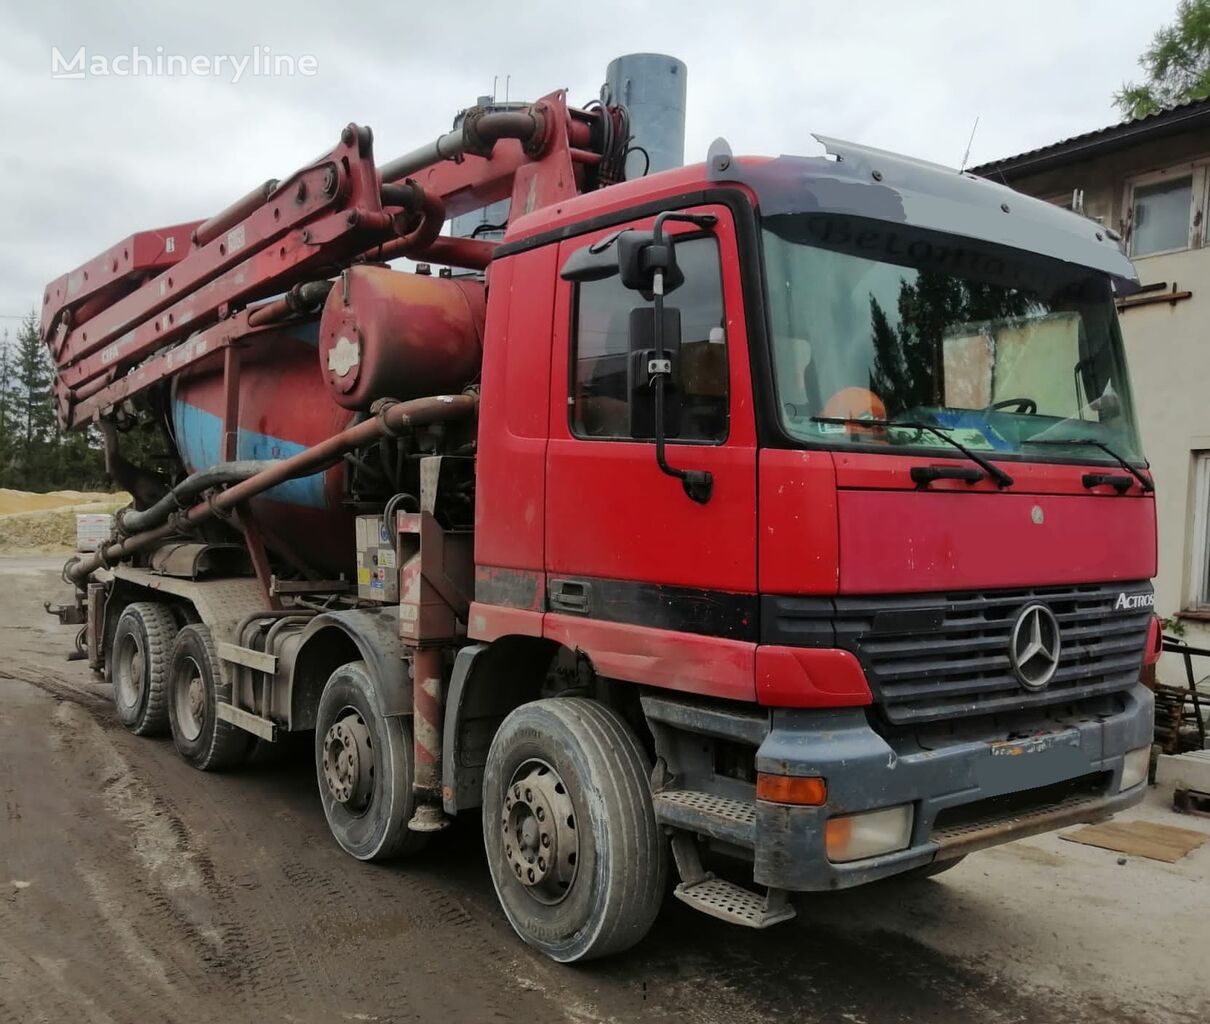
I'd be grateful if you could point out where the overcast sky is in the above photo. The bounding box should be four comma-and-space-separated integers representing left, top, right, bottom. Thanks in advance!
0, 0, 1179, 327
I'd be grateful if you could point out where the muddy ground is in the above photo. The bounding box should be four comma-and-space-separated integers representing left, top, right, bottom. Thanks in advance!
1, 556, 1207, 1024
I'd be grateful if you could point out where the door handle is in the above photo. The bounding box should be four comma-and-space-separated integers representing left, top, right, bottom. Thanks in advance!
910, 464, 984, 488
549, 579, 591, 615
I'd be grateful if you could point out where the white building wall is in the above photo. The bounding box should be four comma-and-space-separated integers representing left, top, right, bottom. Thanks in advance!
1120, 245, 1210, 662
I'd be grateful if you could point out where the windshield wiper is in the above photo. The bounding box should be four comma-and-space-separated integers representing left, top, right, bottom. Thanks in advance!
1021, 437, 1154, 492
810, 417, 1014, 487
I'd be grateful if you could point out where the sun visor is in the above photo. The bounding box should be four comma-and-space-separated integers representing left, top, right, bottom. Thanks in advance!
707, 136, 1140, 295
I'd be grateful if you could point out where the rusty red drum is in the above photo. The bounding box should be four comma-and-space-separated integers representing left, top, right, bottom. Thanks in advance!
319, 266, 485, 410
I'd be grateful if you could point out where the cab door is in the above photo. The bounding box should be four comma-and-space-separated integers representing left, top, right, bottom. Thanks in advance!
543, 203, 759, 699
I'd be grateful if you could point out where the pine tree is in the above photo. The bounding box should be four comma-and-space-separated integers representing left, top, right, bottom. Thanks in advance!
0, 329, 14, 486
13, 313, 55, 490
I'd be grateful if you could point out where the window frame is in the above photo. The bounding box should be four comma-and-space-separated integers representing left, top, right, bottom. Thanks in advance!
1187, 451, 1210, 612
1123, 161, 1209, 259
566, 228, 731, 446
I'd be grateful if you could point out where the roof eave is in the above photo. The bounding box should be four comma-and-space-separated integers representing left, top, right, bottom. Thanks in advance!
971, 101, 1210, 182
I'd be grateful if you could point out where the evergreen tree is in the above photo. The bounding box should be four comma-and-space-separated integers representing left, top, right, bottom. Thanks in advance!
0, 329, 15, 484
13, 314, 55, 489
0, 313, 158, 493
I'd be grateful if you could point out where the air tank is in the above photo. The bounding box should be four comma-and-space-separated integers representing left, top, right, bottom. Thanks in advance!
319, 266, 485, 410
604, 53, 687, 179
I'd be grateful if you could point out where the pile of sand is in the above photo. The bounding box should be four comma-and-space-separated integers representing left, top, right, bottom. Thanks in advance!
0, 490, 131, 553
0, 488, 127, 515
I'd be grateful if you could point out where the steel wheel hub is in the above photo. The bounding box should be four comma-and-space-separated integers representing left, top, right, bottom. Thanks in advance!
502, 759, 578, 905
116, 634, 144, 710
173, 656, 206, 742
322, 710, 374, 812
187, 677, 204, 722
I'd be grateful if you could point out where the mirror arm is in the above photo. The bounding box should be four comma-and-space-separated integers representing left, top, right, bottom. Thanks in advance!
650, 265, 713, 505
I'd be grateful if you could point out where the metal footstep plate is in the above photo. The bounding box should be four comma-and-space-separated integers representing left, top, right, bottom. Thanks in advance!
674, 878, 796, 929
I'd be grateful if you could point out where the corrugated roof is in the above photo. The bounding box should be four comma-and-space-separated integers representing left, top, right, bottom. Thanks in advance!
970, 96, 1210, 180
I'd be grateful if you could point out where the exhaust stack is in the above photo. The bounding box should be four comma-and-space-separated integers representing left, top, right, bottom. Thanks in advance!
604, 53, 687, 179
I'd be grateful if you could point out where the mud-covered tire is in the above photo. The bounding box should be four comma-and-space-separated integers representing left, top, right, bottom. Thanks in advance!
315, 661, 428, 862
109, 602, 177, 736
482, 698, 667, 963
166, 624, 254, 771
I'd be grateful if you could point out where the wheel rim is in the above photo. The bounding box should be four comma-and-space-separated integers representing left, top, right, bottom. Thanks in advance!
321, 708, 374, 814
173, 655, 206, 742
114, 631, 144, 713
501, 759, 579, 906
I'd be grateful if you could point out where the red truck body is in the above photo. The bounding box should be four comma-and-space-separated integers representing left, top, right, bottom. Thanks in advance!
43, 79, 1160, 963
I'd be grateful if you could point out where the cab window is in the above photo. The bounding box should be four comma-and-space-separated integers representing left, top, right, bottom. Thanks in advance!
570, 235, 728, 442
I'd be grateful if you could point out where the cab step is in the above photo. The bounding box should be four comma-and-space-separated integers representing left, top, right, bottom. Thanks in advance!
653, 789, 757, 847
673, 877, 796, 929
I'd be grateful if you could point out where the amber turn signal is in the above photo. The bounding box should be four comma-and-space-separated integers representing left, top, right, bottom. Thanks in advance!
755, 772, 827, 806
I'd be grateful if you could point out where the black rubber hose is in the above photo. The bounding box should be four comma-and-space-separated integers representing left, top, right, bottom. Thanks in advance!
114, 461, 278, 536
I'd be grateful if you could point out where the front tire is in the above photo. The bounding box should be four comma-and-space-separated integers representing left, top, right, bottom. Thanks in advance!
315, 661, 428, 861
482, 698, 667, 963
110, 601, 177, 736
167, 624, 254, 770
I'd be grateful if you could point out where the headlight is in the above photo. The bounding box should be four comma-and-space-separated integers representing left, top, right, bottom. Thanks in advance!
1119, 745, 1152, 792
825, 804, 914, 863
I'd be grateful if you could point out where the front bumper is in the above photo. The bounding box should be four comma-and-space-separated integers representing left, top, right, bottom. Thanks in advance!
752, 683, 1154, 891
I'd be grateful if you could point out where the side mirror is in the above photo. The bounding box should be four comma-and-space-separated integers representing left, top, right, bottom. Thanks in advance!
617, 231, 684, 297
627, 306, 683, 439
559, 227, 688, 296
560, 241, 621, 283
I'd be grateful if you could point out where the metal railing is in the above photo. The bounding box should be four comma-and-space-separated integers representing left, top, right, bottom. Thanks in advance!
1156, 637, 1209, 752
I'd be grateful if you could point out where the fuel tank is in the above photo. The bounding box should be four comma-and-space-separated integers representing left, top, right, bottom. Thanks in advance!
319, 266, 485, 410
171, 319, 358, 576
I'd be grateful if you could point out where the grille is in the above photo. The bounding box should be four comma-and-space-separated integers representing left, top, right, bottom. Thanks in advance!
763, 581, 1152, 725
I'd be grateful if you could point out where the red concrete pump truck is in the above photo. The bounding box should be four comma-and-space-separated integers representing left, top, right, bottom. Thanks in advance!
44, 59, 1161, 962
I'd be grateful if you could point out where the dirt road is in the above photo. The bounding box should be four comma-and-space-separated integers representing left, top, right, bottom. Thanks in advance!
2, 556, 1207, 1024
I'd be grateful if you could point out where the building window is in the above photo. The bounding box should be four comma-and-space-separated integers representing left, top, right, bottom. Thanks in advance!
1189, 452, 1210, 610
1125, 166, 1207, 257
570, 235, 728, 442
1132, 176, 1194, 256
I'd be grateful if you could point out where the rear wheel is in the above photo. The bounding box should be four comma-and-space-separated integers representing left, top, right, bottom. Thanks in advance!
110, 602, 177, 736
167, 624, 254, 770
315, 661, 428, 861
482, 698, 666, 963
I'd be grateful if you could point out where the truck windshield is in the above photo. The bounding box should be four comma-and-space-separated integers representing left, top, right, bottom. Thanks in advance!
762, 213, 1144, 465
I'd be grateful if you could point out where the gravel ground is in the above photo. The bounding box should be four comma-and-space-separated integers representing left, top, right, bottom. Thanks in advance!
2, 556, 1208, 1024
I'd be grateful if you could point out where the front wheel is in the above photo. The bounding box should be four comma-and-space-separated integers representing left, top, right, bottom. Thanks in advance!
482, 698, 667, 963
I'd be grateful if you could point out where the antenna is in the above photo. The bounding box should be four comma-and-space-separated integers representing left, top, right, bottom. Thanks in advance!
959, 116, 980, 172
505, 75, 511, 102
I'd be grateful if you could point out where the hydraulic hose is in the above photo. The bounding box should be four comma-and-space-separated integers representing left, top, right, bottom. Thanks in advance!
114, 461, 278, 536
66, 393, 478, 585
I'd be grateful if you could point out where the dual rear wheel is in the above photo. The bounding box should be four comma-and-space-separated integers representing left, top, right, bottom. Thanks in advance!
109, 604, 251, 769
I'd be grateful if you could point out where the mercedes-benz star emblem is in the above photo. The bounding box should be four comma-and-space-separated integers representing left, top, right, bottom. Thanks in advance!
1009, 604, 1061, 690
